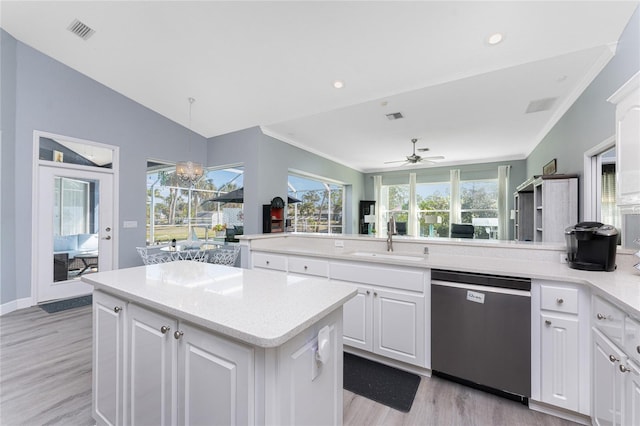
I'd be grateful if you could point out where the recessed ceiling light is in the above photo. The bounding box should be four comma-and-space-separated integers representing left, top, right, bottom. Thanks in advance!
333, 80, 345, 89
487, 32, 504, 45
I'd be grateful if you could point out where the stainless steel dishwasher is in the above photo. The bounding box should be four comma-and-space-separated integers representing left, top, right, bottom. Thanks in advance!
431, 269, 531, 404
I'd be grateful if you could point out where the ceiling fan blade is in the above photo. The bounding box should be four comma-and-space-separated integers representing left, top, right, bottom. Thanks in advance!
383, 159, 409, 164
421, 156, 445, 160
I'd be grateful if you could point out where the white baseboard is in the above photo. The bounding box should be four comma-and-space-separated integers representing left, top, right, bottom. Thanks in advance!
0, 297, 34, 316
529, 400, 591, 425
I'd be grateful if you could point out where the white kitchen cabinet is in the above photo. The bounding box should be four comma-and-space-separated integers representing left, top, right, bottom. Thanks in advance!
93, 291, 126, 426
127, 304, 253, 426
177, 322, 254, 426
625, 360, 640, 426
540, 313, 579, 411
331, 261, 427, 367
251, 252, 287, 272
608, 71, 640, 209
593, 328, 626, 426
531, 281, 590, 416
127, 304, 177, 426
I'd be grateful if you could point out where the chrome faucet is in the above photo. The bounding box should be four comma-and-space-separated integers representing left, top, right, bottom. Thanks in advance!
387, 216, 396, 252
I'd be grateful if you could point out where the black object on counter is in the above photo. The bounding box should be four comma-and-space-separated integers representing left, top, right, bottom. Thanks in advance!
565, 222, 618, 272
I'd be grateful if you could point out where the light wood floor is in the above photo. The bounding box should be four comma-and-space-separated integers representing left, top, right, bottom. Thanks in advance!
0, 305, 578, 426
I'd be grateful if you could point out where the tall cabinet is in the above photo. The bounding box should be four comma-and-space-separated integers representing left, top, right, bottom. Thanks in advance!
514, 175, 578, 243
358, 200, 376, 235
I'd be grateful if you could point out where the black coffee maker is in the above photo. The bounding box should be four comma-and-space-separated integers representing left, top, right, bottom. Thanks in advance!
565, 222, 618, 271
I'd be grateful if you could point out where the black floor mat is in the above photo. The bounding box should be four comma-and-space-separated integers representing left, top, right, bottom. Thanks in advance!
39, 295, 92, 313
343, 352, 420, 413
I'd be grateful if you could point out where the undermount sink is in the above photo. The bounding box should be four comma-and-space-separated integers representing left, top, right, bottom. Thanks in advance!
350, 251, 425, 261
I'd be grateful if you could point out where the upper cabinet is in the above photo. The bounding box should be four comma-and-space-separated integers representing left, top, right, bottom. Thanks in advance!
608, 72, 640, 210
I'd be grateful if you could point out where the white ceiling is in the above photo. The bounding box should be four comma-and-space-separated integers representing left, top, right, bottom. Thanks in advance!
2, 1, 638, 172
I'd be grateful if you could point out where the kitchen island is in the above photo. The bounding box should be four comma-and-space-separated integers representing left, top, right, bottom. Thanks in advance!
82, 261, 357, 426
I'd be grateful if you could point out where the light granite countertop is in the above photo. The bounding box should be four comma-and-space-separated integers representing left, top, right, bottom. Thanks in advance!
82, 261, 357, 348
244, 234, 640, 318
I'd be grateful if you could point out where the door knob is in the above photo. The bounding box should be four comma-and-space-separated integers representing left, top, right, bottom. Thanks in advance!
609, 354, 619, 363
619, 364, 631, 373
556, 298, 564, 304
545, 320, 552, 326
113, 306, 122, 313
160, 326, 170, 334
596, 313, 606, 320
174, 330, 184, 340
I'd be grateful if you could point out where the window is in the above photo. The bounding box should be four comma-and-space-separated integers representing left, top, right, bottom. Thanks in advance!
146, 163, 243, 244
287, 174, 344, 234
460, 179, 498, 239
416, 182, 450, 237
381, 184, 409, 234
54, 177, 91, 235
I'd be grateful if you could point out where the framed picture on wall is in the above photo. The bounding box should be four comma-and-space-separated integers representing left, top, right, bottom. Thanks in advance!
543, 158, 557, 175
53, 150, 64, 163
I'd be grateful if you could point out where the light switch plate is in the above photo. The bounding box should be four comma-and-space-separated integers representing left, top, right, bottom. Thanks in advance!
334, 240, 344, 248
123, 220, 138, 228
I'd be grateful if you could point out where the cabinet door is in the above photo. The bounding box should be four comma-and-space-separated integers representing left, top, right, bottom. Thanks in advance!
128, 304, 177, 426
93, 291, 126, 426
373, 289, 425, 367
177, 322, 254, 426
614, 79, 640, 207
342, 286, 372, 351
593, 329, 625, 426
540, 313, 578, 411
625, 360, 640, 426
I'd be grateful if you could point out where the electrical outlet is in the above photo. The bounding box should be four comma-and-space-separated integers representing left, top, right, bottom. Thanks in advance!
560, 253, 568, 264
334, 240, 344, 248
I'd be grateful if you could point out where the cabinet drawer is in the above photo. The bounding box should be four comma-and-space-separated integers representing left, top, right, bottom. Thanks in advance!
541, 284, 578, 314
330, 261, 425, 293
593, 295, 625, 345
252, 252, 287, 271
625, 315, 640, 365
288, 256, 329, 277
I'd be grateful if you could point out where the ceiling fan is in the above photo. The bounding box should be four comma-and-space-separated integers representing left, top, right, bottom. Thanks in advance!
384, 138, 445, 165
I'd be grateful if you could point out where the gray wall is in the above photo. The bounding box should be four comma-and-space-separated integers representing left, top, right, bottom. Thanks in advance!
364, 159, 527, 239
1, 30, 207, 305
207, 128, 365, 235
526, 5, 640, 220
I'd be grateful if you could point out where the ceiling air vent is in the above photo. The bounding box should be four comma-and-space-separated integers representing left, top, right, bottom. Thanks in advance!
525, 97, 557, 114
386, 112, 404, 120
67, 19, 95, 41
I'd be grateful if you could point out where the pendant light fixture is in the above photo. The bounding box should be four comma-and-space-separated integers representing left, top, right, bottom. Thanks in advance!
176, 97, 203, 186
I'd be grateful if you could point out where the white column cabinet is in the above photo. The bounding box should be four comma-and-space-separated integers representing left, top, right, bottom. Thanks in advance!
540, 313, 579, 411
93, 291, 126, 426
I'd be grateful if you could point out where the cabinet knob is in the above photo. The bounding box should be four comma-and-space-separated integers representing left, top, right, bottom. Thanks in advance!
266, 260, 270, 265
545, 320, 552, 326
609, 354, 619, 363
304, 265, 308, 270
366, 290, 370, 295
174, 330, 184, 340
556, 298, 564, 304
160, 326, 170, 334
637, 345, 640, 355
596, 313, 606, 320
620, 364, 632, 373
374, 292, 378, 297
113, 306, 122, 313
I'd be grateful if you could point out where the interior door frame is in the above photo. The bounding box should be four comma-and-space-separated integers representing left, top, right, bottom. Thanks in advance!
583, 135, 615, 222
31, 130, 119, 304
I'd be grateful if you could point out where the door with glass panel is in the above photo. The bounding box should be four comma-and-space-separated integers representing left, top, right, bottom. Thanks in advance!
37, 165, 114, 303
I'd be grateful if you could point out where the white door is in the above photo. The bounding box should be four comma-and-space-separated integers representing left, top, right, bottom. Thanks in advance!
342, 286, 372, 351
36, 165, 114, 302
593, 330, 624, 426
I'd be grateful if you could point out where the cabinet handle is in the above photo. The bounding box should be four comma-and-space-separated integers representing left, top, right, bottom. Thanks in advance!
609, 354, 619, 363
113, 306, 122, 313
160, 326, 170, 334
545, 320, 552, 326
174, 330, 184, 340
556, 298, 564, 304
637, 345, 640, 355
620, 364, 632, 373
596, 313, 606, 320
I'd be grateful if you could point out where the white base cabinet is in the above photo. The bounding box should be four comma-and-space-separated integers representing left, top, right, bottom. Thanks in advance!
592, 295, 640, 426
93, 290, 344, 426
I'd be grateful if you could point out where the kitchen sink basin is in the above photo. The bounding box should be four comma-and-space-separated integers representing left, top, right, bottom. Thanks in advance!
350, 251, 425, 261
